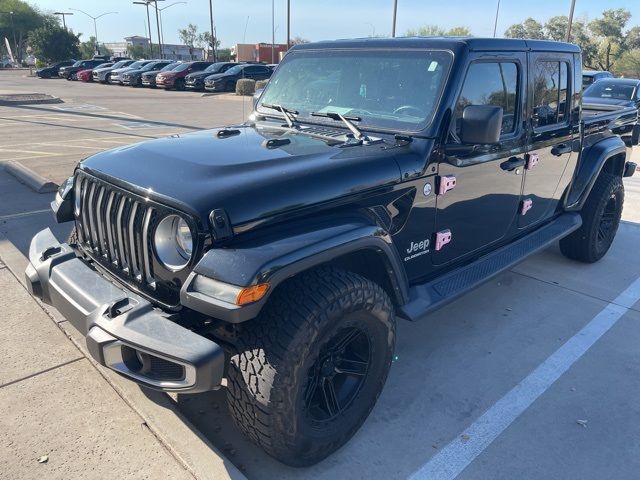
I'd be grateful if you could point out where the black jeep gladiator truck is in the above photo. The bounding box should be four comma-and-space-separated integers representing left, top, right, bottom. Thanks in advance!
26, 37, 637, 466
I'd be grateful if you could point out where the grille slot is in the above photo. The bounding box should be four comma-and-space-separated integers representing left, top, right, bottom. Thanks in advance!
75, 174, 157, 290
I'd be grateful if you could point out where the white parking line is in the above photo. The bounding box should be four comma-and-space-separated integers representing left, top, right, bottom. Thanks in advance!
409, 276, 640, 480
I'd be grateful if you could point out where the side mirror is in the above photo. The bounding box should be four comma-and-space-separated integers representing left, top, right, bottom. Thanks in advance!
460, 105, 503, 145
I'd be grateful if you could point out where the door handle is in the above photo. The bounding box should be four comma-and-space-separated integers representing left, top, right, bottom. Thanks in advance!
551, 143, 572, 156
500, 157, 526, 171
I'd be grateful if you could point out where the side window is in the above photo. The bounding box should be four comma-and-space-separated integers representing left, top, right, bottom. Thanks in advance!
533, 61, 570, 128
454, 62, 518, 139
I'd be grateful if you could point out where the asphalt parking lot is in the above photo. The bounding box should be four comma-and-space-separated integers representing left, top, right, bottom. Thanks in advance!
2, 70, 640, 479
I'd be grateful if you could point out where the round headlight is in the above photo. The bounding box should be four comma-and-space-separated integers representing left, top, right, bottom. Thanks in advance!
153, 215, 193, 271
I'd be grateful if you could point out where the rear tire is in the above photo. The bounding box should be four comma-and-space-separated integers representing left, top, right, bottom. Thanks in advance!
226, 267, 396, 466
560, 173, 624, 263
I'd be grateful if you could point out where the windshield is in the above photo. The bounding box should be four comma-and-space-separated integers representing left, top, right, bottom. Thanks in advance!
225, 65, 243, 75
584, 81, 636, 100
173, 63, 192, 72
127, 61, 144, 69
161, 62, 179, 71
72, 61, 82, 67
258, 49, 453, 132
141, 62, 160, 71
204, 62, 226, 73
111, 60, 128, 69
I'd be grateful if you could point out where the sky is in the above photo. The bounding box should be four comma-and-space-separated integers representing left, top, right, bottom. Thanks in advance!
28, 0, 640, 49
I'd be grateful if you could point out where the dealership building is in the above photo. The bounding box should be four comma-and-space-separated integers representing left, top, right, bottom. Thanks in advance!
103, 36, 205, 61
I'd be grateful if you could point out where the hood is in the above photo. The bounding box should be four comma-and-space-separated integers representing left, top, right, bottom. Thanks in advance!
79, 125, 403, 228
125, 68, 145, 76
583, 97, 635, 109
112, 66, 133, 74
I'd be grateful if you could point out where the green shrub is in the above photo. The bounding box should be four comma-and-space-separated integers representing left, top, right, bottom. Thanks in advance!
236, 78, 256, 96
255, 79, 269, 90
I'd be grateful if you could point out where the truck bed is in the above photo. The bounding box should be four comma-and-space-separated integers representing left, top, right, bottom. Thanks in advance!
581, 103, 637, 139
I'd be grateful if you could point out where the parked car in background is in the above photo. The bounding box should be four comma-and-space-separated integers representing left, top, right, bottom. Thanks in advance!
36, 60, 75, 78
60, 59, 107, 80
78, 63, 113, 82
204, 63, 272, 92
109, 60, 156, 85
0, 59, 16, 68
185, 62, 240, 91
93, 59, 135, 83
583, 77, 640, 145
582, 70, 614, 89
141, 62, 181, 88
156, 61, 212, 90
121, 60, 173, 87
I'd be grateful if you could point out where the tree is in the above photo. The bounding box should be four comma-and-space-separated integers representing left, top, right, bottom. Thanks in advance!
197, 31, 220, 60
127, 43, 152, 60
0, 0, 58, 61
216, 47, 232, 62
504, 18, 545, 40
28, 24, 79, 63
616, 49, 640, 78
178, 23, 198, 59
291, 36, 310, 45
405, 25, 472, 37
589, 8, 631, 71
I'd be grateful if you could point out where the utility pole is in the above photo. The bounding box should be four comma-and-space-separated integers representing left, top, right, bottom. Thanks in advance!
133, 2, 154, 57
151, 1, 163, 59
271, 0, 275, 63
208, 0, 217, 61
0, 11, 18, 59
566, 0, 577, 42
287, 0, 290, 49
54, 12, 74, 30
391, 0, 397, 37
493, 0, 501, 38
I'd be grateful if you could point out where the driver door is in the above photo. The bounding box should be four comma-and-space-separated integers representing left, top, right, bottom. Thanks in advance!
433, 53, 527, 266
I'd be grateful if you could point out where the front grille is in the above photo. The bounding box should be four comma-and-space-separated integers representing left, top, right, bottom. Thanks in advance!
74, 173, 158, 290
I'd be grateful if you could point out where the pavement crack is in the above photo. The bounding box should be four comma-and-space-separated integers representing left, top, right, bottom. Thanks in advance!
0, 356, 84, 389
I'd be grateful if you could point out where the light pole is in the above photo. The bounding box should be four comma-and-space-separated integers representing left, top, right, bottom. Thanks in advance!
566, 0, 577, 42
68, 9, 118, 55
54, 12, 74, 30
208, 0, 216, 61
391, 0, 398, 37
133, 1, 154, 57
157, 2, 187, 54
286, 0, 290, 49
493, 0, 501, 38
148, 1, 164, 59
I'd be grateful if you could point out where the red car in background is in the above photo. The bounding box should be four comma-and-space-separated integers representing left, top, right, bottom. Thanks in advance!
156, 61, 212, 90
78, 63, 113, 82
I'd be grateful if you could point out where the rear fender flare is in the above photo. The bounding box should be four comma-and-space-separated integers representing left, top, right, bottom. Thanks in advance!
565, 136, 626, 210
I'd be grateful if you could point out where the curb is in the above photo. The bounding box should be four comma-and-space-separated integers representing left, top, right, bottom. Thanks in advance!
0, 235, 247, 480
0, 93, 63, 105
4, 161, 59, 193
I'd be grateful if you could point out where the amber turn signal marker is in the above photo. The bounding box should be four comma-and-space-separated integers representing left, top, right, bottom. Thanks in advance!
236, 283, 270, 306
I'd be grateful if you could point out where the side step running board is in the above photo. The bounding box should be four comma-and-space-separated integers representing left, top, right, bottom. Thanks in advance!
399, 213, 582, 322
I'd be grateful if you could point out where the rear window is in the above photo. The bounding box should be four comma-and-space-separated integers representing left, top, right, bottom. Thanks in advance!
533, 61, 569, 128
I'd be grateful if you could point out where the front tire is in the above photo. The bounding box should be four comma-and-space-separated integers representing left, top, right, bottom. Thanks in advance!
226, 267, 395, 466
175, 79, 185, 91
560, 173, 624, 263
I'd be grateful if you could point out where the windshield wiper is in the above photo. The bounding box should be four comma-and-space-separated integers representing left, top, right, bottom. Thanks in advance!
311, 111, 368, 141
261, 103, 298, 128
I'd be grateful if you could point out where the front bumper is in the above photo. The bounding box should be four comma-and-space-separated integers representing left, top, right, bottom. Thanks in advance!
25, 228, 225, 393
186, 80, 203, 90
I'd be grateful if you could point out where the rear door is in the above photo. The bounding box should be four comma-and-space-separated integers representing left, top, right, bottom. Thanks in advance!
519, 53, 575, 228
433, 53, 527, 266
244, 65, 271, 80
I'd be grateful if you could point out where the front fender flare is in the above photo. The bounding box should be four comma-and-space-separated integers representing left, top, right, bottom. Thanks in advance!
181, 218, 409, 323
565, 136, 626, 210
